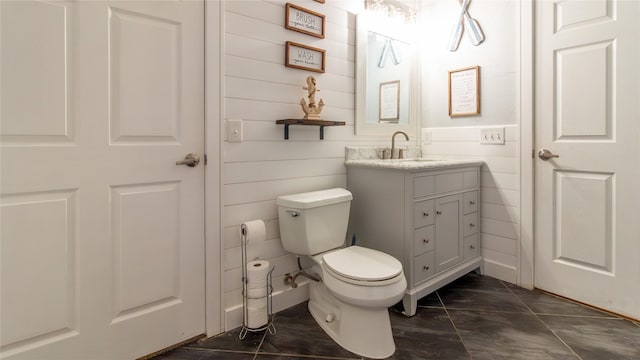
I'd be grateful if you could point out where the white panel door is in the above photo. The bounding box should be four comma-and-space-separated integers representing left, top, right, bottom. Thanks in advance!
534, 0, 640, 319
1, 1, 205, 358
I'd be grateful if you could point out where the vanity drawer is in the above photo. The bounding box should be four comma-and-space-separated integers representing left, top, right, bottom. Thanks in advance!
463, 212, 478, 237
464, 170, 478, 188
463, 191, 478, 214
464, 234, 480, 258
413, 225, 434, 255
413, 200, 435, 228
414, 251, 435, 285
414, 175, 435, 198
435, 172, 464, 194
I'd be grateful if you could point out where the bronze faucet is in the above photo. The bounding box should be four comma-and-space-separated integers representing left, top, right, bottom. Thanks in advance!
390, 131, 409, 159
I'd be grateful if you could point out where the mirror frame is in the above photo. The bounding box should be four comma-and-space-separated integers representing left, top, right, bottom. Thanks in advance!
355, 12, 420, 137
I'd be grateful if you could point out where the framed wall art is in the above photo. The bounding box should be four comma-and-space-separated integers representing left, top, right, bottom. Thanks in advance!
285, 41, 326, 73
379, 80, 400, 121
285, 3, 325, 38
448, 66, 480, 117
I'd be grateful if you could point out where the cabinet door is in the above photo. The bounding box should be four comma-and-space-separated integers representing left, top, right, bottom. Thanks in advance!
435, 194, 463, 272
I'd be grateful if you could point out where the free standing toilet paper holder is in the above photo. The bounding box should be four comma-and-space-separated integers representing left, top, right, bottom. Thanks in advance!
239, 223, 276, 339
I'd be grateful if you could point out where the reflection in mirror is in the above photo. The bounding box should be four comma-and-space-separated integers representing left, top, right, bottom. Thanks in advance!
366, 32, 410, 125
356, 0, 418, 137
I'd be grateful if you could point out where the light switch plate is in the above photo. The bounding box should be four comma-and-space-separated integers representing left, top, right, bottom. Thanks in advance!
226, 119, 243, 143
422, 130, 432, 145
480, 127, 505, 145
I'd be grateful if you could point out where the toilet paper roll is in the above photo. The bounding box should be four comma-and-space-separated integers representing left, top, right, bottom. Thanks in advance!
246, 297, 268, 329
247, 296, 267, 309
246, 260, 270, 289
242, 219, 266, 244
246, 286, 267, 299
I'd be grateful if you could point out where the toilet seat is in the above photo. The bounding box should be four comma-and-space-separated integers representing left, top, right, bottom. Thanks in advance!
322, 246, 403, 286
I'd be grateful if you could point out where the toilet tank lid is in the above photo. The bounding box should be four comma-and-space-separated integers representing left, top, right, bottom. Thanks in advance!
277, 188, 352, 209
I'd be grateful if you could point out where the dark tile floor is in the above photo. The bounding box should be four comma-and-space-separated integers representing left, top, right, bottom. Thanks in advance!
153, 273, 640, 360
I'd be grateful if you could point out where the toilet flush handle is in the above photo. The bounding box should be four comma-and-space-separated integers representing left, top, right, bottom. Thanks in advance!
286, 210, 300, 217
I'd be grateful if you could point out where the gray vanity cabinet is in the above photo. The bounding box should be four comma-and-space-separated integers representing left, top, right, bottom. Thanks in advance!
346, 164, 483, 316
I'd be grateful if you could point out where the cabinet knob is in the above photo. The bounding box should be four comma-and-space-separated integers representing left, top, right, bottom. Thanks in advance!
423, 265, 430, 271
423, 212, 429, 217
423, 239, 429, 244
436, 211, 442, 215
470, 223, 475, 227
469, 201, 475, 205
470, 245, 475, 250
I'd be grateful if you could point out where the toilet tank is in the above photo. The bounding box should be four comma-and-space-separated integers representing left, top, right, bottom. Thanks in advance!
277, 188, 353, 256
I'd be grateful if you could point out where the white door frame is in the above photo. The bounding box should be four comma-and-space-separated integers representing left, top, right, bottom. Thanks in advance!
205, 0, 224, 336
518, 0, 535, 290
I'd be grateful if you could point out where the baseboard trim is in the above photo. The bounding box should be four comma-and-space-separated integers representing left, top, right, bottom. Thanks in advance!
483, 259, 517, 284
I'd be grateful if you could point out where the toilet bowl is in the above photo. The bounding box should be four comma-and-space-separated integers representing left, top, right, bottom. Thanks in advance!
277, 189, 407, 359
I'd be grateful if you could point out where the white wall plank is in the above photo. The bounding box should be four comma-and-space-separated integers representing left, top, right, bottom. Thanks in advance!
220, 1, 380, 320
225, 98, 355, 123
224, 175, 346, 205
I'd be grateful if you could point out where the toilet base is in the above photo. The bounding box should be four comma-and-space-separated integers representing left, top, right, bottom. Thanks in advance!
307, 280, 396, 359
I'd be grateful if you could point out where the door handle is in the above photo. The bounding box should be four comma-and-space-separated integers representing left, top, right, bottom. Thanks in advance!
176, 153, 200, 167
538, 149, 559, 160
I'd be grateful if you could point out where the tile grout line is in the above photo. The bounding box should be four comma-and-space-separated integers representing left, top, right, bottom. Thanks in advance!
425, 306, 529, 314
255, 352, 361, 359
499, 280, 584, 360
252, 319, 271, 360
435, 291, 475, 360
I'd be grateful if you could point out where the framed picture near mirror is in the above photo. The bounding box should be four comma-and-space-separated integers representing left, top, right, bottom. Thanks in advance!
379, 80, 400, 122
448, 66, 480, 117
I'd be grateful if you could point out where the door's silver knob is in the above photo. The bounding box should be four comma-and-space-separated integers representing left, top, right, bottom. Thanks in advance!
538, 149, 559, 160
176, 153, 200, 167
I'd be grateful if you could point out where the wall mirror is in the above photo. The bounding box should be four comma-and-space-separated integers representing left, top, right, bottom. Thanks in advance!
356, 0, 419, 137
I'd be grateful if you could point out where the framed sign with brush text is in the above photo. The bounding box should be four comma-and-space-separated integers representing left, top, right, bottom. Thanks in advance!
285, 3, 325, 38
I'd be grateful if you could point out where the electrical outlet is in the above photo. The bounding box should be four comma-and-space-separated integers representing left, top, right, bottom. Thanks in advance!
226, 119, 243, 143
480, 127, 505, 145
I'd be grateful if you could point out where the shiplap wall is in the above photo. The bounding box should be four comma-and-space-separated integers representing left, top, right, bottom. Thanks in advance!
422, 126, 519, 283
419, 0, 521, 284
221, 0, 392, 329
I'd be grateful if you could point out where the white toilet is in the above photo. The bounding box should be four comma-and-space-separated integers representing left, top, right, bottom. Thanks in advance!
277, 188, 407, 359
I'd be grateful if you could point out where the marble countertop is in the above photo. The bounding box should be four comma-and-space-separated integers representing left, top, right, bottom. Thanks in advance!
343, 146, 483, 171
344, 158, 484, 171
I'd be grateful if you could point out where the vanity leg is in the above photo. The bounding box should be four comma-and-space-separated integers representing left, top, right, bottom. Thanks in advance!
474, 263, 484, 275
402, 293, 417, 317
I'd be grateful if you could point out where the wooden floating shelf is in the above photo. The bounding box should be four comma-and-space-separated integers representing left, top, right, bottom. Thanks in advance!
276, 119, 346, 140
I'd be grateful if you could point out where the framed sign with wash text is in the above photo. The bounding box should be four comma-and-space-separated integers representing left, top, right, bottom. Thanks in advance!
285, 41, 326, 73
